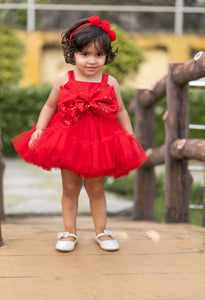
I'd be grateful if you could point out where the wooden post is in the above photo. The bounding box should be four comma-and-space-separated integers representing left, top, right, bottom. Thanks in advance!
0, 124, 5, 246
133, 89, 156, 220
203, 184, 205, 227
0, 124, 5, 220
164, 63, 192, 223
0, 164, 5, 220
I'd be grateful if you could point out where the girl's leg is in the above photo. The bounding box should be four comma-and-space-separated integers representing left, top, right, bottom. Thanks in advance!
84, 176, 112, 241
60, 169, 82, 241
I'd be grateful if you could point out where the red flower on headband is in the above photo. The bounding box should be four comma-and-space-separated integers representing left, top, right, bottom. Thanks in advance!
100, 20, 111, 32
88, 15, 100, 25
69, 15, 117, 44
88, 15, 116, 42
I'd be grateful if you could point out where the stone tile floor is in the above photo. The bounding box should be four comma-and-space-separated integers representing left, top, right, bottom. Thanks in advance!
3, 157, 133, 216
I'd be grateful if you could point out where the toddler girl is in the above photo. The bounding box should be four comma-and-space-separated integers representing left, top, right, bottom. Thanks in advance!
12, 15, 148, 252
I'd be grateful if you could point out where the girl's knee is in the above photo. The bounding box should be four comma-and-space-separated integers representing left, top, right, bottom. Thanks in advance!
84, 178, 105, 199
61, 170, 82, 197
63, 179, 82, 197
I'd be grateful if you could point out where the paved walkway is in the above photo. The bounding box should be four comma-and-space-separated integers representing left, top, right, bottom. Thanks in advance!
3, 157, 204, 217
1, 215, 205, 300
3, 157, 133, 216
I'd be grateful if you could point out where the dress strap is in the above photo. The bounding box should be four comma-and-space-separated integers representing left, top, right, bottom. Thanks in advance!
102, 73, 109, 84
68, 70, 75, 81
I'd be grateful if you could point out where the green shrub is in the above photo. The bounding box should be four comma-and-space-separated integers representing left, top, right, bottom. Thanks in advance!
103, 24, 144, 84
0, 85, 51, 154
189, 88, 205, 139
105, 171, 135, 199
0, 26, 24, 86
190, 182, 203, 205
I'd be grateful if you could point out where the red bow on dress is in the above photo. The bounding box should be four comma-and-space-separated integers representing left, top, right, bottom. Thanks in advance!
57, 87, 119, 126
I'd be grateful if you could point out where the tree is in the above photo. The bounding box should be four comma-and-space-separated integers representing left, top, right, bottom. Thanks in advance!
103, 24, 144, 83
0, 27, 24, 86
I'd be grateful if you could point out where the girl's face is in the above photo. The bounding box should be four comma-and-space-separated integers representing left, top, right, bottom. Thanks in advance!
73, 42, 106, 79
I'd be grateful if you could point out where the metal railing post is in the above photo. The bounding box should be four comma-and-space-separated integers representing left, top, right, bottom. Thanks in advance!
27, 0, 35, 32
175, 0, 184, 35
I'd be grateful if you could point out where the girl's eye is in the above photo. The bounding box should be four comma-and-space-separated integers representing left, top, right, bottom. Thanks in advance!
97, 53, 103, 57
81, 52, 87, 56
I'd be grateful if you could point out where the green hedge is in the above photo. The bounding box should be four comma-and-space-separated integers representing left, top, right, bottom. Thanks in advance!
0, 86, 204, 155
0, 26, 24, 86
0, 85, 51, 154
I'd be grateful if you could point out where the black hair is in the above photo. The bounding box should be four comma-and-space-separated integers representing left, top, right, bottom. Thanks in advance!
61, 18, 117, 65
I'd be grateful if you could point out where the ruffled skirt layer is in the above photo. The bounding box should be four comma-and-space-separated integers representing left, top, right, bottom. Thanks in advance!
12, 112, 148, 178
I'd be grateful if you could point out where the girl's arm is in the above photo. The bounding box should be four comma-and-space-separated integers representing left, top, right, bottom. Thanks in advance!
29, 72, 68, 148
108, 76, 134, 136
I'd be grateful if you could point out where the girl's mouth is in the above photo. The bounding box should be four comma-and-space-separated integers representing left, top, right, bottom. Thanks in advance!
86, 67, 96, 71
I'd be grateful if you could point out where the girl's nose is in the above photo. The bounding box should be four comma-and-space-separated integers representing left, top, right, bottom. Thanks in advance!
88, 56, 96, 64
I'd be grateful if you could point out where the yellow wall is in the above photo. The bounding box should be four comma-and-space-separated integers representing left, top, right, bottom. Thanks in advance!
17, 31, 205, 87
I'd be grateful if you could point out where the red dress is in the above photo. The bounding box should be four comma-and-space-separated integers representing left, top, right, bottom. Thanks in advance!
12, 70, 148, 178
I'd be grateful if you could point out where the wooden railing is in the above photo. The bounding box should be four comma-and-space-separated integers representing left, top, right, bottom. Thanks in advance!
133, 51, 205, 224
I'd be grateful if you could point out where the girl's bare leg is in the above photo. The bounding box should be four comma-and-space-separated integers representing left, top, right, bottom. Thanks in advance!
60, 169, 82, 241
84, 177, 112, 241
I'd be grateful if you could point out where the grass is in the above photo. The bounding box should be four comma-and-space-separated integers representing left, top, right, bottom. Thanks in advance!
105, 172, 204, 226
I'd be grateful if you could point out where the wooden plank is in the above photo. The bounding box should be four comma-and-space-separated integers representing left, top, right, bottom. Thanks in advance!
1, 216, 205, 299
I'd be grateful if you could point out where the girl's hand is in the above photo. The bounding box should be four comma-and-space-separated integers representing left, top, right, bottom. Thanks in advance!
29, 129, 44, 149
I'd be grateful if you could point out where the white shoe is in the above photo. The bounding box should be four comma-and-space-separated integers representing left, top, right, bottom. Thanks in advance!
95, 230, 120, 251
56, 232, 78, 252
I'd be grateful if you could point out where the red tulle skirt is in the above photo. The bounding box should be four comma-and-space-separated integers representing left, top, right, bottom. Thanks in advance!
12, 111, 148, 178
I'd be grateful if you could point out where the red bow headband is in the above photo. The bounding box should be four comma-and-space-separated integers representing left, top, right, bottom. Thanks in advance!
69, 15, 116, 44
